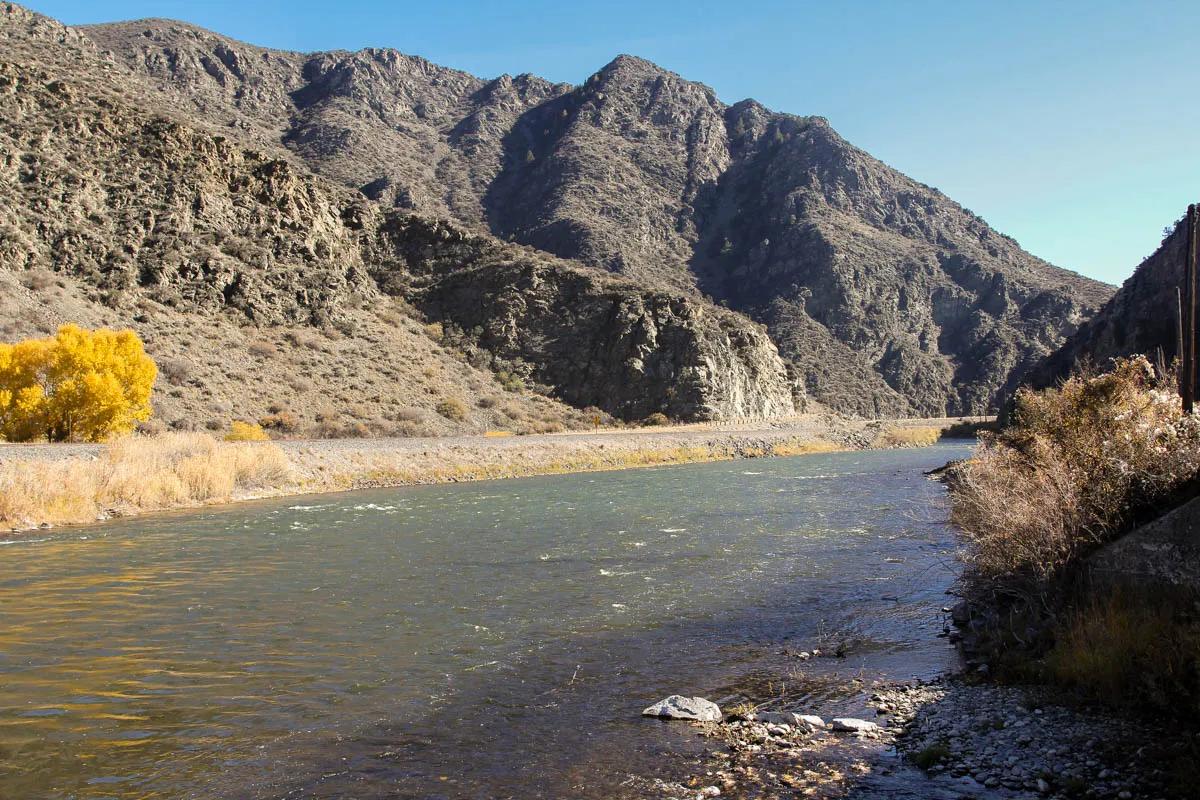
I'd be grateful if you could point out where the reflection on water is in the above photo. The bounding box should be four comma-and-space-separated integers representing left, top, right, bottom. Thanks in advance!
0, 443, 971, 799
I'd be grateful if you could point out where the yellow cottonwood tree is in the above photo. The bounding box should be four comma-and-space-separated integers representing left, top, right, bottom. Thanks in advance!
0, 325, 157, 442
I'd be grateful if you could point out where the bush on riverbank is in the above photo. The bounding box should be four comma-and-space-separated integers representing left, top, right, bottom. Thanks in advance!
0, 432, 291, 527
950, 356, 1200, 590
948, 357, 1200, 721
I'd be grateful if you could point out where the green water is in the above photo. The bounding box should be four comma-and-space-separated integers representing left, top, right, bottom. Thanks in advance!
0, 443, 972, 799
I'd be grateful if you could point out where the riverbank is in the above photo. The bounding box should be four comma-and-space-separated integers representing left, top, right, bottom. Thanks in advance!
636, 637, 1188, 799
0, 415, 978, 531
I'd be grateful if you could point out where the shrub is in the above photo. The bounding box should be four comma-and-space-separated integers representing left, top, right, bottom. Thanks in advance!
19, 269, 55, 291
424, 322, 444, 342
436, 398, 467, 421
158, 356, 192, 386
912, 743, 951, 770
949, 357, 1200, 588
496, 370, 524, 392
642, 412, 670, 427
260, 411, 300, 433
225, 421, 270, 441
0, 324, 157, 442
247, 339, 277, 358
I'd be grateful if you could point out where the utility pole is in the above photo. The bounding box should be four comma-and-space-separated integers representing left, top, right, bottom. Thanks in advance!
1185, 204, 1198, 414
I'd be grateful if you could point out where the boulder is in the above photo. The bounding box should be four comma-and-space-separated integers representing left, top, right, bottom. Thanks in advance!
642, 695, 722, 722
830, 717, 879, 733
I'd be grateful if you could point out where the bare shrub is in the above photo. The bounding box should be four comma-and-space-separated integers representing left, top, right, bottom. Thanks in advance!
19, 269, 55, 291
247, 339, 277, 358
260, 411, 300, 434
949, 357, 1200, 589
394, 406, 425, 422
436, 398, 467, 422
158, 356, 192, 386
641, 412, 670, 427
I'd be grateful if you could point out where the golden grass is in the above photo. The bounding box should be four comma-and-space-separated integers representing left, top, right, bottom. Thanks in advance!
482, 430, 514, 438
326, 439, 846, 491
950, 357, 1200, 585
0, 432, 292, 528
872, 426, 942, 448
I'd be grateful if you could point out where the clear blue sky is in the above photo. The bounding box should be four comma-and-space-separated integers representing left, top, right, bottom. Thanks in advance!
27, 0, 1200, 285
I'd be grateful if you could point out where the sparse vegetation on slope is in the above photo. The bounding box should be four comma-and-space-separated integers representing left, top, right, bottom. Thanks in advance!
6, 3, 1112, 419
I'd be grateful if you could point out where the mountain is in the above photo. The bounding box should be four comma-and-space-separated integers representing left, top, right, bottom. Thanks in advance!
1026, 212, 1194, 389
2, 3, 1112, 423
0, 4, 796, 434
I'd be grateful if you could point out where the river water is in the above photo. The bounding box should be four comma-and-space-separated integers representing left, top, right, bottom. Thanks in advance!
0, 442, 973, 799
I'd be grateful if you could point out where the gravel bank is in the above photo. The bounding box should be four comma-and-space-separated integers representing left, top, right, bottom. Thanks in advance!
640, 675, 1188, 800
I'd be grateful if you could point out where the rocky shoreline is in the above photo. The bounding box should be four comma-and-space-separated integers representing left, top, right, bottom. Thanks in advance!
637, 671, 1188, 800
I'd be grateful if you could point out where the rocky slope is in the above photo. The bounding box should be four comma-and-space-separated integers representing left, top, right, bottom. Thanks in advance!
0, 5, 797, 431
1026, 213, 1193, 389
71, 16, 1114, 416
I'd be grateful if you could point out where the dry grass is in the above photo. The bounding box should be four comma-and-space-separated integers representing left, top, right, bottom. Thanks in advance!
949, 357, 1200, 588
1039, 590, 1200, 718
872, 426, 942, 448
0, 432, 292, 527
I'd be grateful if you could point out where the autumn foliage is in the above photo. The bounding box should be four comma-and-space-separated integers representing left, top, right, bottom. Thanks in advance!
0, 325, 157, 442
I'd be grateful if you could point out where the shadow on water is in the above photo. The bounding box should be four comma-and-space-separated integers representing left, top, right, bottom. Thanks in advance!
0, 444, 984, 799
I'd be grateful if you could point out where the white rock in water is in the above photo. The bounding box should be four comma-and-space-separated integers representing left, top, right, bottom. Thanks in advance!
831, 717, 879, 733
642, 695, 722, 721
755, 711, 824, 731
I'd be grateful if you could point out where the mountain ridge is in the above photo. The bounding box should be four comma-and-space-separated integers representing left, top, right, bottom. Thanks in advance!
4, 2, 1114, 418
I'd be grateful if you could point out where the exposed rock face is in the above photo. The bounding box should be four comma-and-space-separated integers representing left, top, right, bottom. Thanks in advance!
367, 216, 797, 419
1026, 215, 1193, 390
6, 3, 1114, 417
0, 15, 795, 424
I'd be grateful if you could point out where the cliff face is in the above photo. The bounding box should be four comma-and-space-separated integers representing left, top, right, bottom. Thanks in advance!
1026, 217, 1192, 390
376, 218, 798, 420
0, 14, 795, 428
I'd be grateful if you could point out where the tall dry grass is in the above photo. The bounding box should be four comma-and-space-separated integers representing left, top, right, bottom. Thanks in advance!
872, 425, 942, 448
949, 357, 1200, 588
0, 432, 292, 528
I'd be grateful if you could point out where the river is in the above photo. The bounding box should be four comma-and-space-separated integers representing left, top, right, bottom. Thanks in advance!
0, 442, 972, 799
